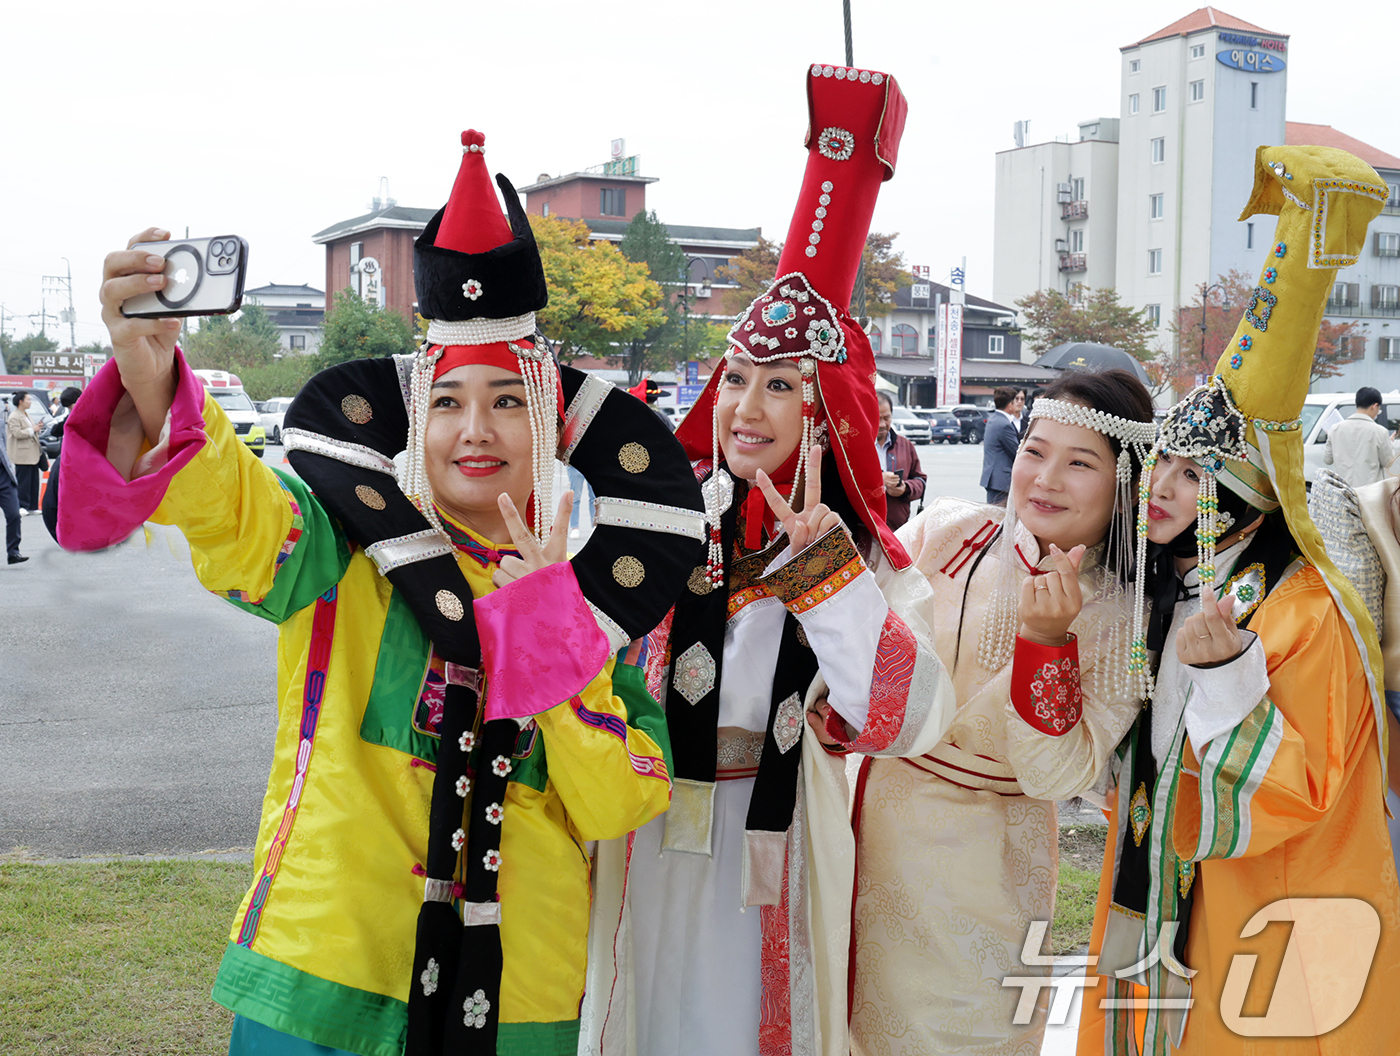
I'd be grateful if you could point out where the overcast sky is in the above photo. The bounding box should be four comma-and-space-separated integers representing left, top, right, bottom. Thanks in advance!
0, 0, 1392, 353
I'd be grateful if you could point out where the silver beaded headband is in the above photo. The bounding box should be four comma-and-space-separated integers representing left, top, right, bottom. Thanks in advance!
401, 334, 559, 546
977, 396, 1157, 706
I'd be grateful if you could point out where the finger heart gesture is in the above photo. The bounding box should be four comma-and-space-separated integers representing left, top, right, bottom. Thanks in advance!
754, 446, 842, 553
1175, 594, 1242, 667
1017, 543, 1086, 647
490, 490, 574, 589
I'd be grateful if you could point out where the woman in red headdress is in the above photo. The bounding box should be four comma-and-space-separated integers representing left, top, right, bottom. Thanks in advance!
580, 64, 957, 1056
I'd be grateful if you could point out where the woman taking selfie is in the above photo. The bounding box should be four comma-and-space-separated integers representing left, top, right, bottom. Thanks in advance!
55, 131, 704, 1056
850, 368, 1156, 1055
583, 65, 956, 1056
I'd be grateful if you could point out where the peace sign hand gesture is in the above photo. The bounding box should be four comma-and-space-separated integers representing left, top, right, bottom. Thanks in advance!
1017, 543, 1086, 647
755, 446, 843, 554
1176, 595, 1243, 667
491, 490, 575, 589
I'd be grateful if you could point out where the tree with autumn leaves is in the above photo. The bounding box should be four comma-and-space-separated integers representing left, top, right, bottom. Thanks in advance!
1014, 285, 1157, 361
1154, 270, 1369, 396
716, 232, 910, 317
528, 214, 666, 362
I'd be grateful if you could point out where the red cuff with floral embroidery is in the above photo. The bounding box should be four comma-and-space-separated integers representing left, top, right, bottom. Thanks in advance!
1011, 633, 1083, 736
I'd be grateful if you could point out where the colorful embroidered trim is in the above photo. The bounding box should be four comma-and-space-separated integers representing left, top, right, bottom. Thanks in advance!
1010, 633, 1084, 737
572, 697, 628, 742
436, 513, 522, 568
847, 614, 917, 753
236, 584, 337, 947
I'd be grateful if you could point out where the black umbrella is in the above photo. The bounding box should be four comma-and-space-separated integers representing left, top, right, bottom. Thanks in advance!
1034, 342, 1149, 385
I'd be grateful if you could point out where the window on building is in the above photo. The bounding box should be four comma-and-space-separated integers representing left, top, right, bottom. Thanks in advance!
350, 241, 363, 267
1070, 229, 1084, 252
988, 335, 1005, 356
1129, 58, 1140, 73
1331, 281, 1361, 308
1381, 337, 1400, 361
1071, 177, 1085, 201
1247, 222, 1254, 249
1389, 183, 1400, 208
869, 326, 882, 353
599, 187, 626, 216
1250, 82, 1259, 109
1145, 304, 1162, 328
1376, 231, 1400, 257
928, 326, 938, 347
290, 335, 305, 350
1148, 249, 1163, 275
1129, 93, 1140, 115
892, 323, 919, 356
542, 202, 550, 217
1374, 285, 1400, 309
1189, 79, 1205, 102
1190, 43, 1206, 59
1149, 193, 1164, 219
1152, 86, 1167, 112
1068, 284, 1086, 306
1151, 137, 1165, 163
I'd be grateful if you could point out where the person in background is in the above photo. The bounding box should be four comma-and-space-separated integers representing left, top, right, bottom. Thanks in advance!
0, 417, 23, 563
7, 393, 42, 512
1325, 385, 1396, 487
980, 385, 1024, 505
875, 390, 926, 529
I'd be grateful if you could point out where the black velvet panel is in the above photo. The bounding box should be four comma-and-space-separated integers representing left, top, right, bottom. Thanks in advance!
414, 174, 548, 322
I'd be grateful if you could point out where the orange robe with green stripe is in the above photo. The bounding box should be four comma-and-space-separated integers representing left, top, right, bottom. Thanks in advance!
1078, 566, 1400, 1054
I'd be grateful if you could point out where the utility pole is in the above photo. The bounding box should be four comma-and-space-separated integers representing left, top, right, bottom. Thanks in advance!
43, 259, 77, 351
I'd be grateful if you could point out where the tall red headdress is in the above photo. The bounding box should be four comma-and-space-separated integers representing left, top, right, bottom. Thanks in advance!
675, 63, 910, 570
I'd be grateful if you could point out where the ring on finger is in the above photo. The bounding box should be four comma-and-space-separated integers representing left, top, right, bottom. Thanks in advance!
1196, 633, 1211, 639
1034, 578, 1050, 590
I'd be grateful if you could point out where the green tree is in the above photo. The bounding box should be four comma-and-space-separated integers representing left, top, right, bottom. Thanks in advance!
1015, 285, 1158, 360
183, 307, 282, 371
238, 356, 322, 402
530, 215, 665, 362
317, 288, 417, 367
1, 331, 59, 375
618, 210, 696, 385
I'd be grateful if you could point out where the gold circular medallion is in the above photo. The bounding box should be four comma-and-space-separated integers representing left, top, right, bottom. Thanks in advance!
341, 395, 373, 425
806, 553, 832, 578
435, 589, 465, 621
618, 442, 650, 474
355, 485, 386, 511
687, 566, 714, 595
613, 556, 645, 588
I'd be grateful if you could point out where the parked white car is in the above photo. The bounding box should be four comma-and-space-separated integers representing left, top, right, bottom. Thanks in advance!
260, 396, 296, 444
1300, 390, 1400, 486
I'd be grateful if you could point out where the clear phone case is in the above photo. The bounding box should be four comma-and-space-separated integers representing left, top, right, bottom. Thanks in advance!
120, 235, 248, 318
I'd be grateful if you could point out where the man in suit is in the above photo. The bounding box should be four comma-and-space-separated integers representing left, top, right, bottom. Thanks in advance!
980, 386, 1023, 505
0, 401, 24, 564
875, 391, 927, 529
1325, 385, 1397, 488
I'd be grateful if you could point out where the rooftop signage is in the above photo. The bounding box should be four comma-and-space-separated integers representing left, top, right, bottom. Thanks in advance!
1218, 47, 1286, 73
1218, 32, 1286, 51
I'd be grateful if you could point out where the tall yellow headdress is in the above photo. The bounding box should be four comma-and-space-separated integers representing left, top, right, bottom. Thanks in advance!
1135, 145, 1390, 783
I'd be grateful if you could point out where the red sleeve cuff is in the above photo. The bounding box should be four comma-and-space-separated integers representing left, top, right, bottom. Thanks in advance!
1010, 633, 1083, 736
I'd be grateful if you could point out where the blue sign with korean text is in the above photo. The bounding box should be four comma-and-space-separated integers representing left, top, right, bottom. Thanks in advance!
1217, 48, 1286, 73
678, 384, 706, 406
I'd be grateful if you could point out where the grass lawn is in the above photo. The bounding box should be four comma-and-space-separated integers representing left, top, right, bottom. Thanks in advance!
0, 827, 1109, 1052
0, 859, 248, 1056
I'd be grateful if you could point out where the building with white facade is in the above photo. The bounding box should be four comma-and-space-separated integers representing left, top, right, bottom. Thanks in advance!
993, 119, 1119, 309
1115, 8, 1286, 341
243, 283, 326, 355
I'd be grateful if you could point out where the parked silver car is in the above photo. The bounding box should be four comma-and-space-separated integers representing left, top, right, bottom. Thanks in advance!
260, 396, 296, 443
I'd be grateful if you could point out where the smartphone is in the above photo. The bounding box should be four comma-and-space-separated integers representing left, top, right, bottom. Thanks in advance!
120, 235, 249, 318
893, 468, 906, 481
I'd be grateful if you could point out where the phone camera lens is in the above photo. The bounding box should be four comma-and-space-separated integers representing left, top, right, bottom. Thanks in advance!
211, 240, 226, 256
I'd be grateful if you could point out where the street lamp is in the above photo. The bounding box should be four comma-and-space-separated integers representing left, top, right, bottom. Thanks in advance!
1197, 280, 1230, 383
679, 256, 713, 353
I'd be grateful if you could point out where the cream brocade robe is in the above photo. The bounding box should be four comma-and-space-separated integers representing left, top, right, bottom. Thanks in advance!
851, 497, 1142, 1056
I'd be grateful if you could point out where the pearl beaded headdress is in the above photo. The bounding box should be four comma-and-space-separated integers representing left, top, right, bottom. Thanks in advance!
1128, 376, 1260, 693
976, 396, 1157, 701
